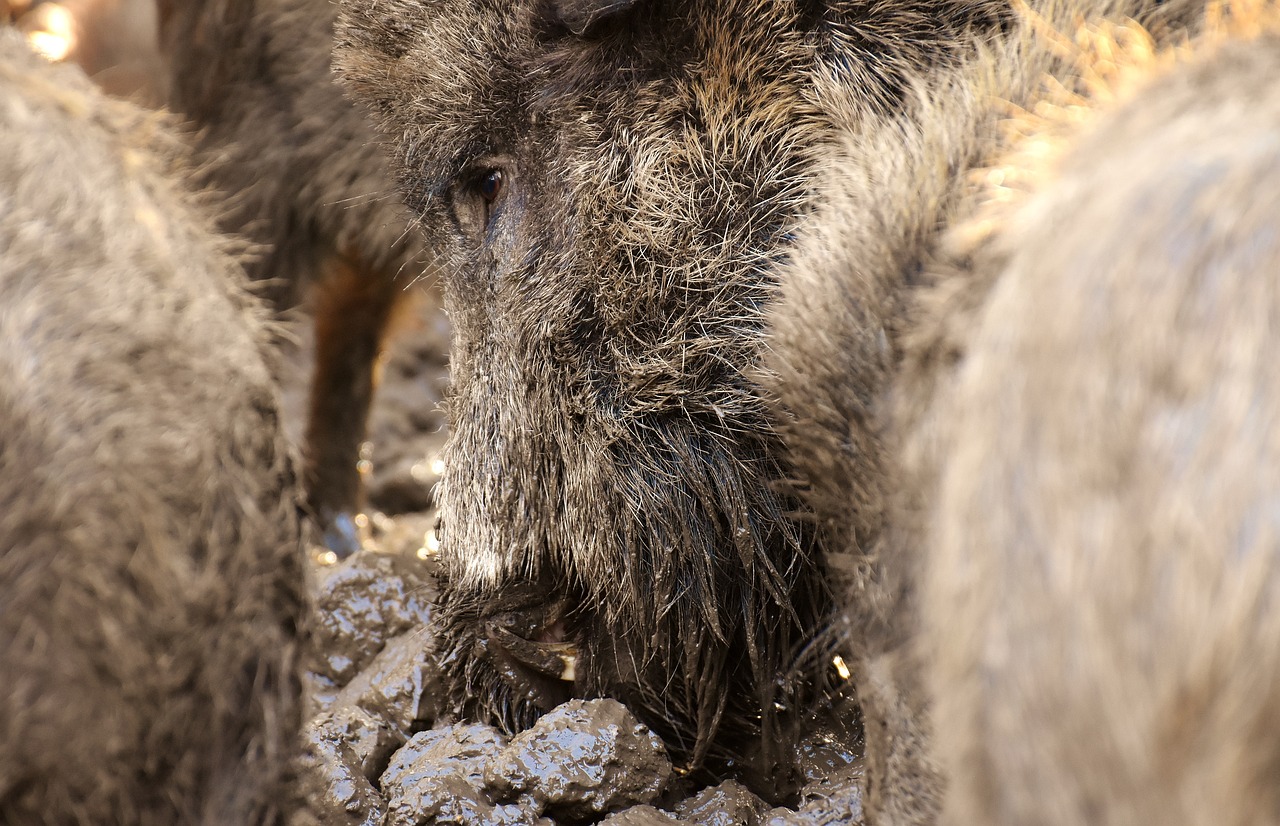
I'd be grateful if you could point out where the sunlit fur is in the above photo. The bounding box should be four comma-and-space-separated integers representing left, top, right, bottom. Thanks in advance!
335, 0, 1004, 780
915, 9, 1280, 825
0, 32, 305, 825
766, 0, 1209, 821
765, 0, 1280, 824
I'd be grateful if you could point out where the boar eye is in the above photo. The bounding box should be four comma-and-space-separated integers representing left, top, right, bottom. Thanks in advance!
451, 162, 511, 239
478, 169, 504, 203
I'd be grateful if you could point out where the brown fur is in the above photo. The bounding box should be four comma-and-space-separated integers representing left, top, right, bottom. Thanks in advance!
156, 0, 432, 549
766, 0, 1209, 822
334, 0, 1007, 789
913, 17, 1280, 826
0, 31, 305, 824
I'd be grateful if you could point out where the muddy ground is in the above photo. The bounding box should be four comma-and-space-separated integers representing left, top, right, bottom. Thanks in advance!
286, 289, 866, 826
8, 4, 867, 822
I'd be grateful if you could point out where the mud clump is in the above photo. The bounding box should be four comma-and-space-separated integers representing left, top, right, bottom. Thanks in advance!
312, 707, 403, 786
761, 763, 864, 826
675, 782, 772, 826
326, 627, 442, 738
292, 542, 442, 826
0, 30, 304, 824
295, 710, 392, 826
374, 700, 673, 825
380, 723, 528, 826
309, 549, 436, 688
486, 699, 674, 820
295, 668, 734, 826
599, 807, 683, 826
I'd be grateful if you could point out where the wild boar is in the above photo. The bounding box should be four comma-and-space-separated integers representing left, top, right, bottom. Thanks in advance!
767, 0, 1207, 821
333, 0, 1006, 789
916, 19, 1280, 826
0, 31, 305, 824
336, 0, 1217, 815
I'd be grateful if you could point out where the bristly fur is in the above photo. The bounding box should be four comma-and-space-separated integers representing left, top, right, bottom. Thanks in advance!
0, 31, 306, 825
765, 0, 1209, 821
158, 0, 426, 306
912, 6, 1280, 824
335, 0, 1004, 785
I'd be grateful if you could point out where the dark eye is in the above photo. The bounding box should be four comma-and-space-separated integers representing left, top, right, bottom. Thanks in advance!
452, 163, 511, 238
478, 169, 504, 203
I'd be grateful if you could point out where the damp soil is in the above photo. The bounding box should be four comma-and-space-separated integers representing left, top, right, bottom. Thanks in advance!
283, 296, 866, 826
293, 540, 864, 825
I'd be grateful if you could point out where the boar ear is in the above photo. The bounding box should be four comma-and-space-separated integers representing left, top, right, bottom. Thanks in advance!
552, 0, 643, 35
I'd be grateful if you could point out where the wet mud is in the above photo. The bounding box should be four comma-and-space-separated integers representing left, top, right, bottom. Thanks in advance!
269, 202, 865, 824
294, 527, 862, 826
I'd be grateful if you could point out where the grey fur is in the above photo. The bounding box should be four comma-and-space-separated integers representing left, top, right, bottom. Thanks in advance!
0, 31, 305, 824
769, 1, 1279, 823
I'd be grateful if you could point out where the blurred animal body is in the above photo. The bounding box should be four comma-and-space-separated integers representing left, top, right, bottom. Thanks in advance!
157, 0, 432, 552
771, 1, 1277, 823
916, 22, 1280, 826
0, 31, 305, 825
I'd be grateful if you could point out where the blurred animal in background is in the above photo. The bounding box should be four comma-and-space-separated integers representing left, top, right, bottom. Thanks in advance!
773, 0, 1279, 822
912, 11, 1280, 826
157, 0, 434, 555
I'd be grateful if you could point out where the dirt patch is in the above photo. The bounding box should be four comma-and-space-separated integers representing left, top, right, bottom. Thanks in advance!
296, 536, 863, 826
286, 291, 862, 825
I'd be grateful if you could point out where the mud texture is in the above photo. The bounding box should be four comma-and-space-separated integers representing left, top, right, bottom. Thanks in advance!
295, 542, 863, 826
486, 700, 674, 820
309, 547, 437, 687
762, 763, 865, 826
600, 807, 682, 826
675, 782, 771, 826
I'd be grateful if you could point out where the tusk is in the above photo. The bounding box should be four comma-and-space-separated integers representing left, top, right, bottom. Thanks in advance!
559, 652, 577, 682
